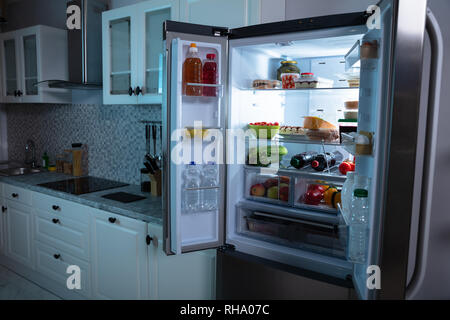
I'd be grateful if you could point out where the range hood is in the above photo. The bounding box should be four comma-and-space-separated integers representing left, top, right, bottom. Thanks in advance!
39, 0, 108, 90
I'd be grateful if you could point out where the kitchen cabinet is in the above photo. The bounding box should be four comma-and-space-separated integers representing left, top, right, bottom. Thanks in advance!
4, 200, 34, 268
147, 223, 216, 299
102, 0, 179, 104
91, 209, 149, 299
180, 0, 261, 28
0, 25, 71, 104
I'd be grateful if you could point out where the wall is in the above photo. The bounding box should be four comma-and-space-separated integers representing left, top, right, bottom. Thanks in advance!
6, 101, 161, 185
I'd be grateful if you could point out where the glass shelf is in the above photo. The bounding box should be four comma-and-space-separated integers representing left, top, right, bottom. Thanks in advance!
242, 87, 359, 93
244, 165, 347, 184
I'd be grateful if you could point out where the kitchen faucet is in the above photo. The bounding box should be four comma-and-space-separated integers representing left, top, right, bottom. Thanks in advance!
25, 139, 37, 168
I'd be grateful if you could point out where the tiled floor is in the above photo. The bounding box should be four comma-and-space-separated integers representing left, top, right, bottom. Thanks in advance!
0, 265, 61, 300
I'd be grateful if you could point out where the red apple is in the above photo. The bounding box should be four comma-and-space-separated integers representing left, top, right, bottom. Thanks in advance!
250, 184, 265, 197
279, 184, 289, 202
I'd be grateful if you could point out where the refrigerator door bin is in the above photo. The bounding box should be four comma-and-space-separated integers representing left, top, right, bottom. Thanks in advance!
236, 205, 347, 259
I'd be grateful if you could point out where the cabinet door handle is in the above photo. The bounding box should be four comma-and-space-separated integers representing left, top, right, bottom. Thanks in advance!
52, 205, 60, 211
11, 193, 18, 198
146, 235, 153, 245
17, 90, 23, 97
1, 206, 6, 213
108, 217, 117, 224
128, 86, 133, 96
53, 254, 61, 260
134, 86, 142, 96
13, 90, 17, 97
52, 218, 60, 224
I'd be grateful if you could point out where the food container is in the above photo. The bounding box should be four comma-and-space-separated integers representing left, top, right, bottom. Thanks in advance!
347, 79, 360, 88
281, 73, 299, 89
305, 129, 340, 143
344, 110, 358, 120
294, 73, 318, 88
344, 101, 359, 110
248, 124, 280, 139
252, 79, 281, 89
277, 60, 300, 81
361, 40, 378, 59
338, 119, 358, 143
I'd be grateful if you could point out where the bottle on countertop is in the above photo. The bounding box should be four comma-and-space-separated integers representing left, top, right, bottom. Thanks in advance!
42, 152, 49, 170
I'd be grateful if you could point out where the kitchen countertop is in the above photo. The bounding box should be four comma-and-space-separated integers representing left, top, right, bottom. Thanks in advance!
0, 172, 163, 225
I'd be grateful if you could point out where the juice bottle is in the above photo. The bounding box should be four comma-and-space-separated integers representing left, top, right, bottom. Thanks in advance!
182, 43, 202, 96
202, 53, 217, 96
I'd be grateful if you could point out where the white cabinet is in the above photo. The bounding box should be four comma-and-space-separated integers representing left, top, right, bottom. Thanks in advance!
102, 0, 179, 104
148, 223, 216, 299
180, 0, 261, 28
91, 210, 149, 299
0, 25, 71, 104
4, 200, 34, 268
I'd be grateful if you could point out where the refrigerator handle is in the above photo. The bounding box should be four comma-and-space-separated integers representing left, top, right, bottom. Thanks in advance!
406, 9, 444, 299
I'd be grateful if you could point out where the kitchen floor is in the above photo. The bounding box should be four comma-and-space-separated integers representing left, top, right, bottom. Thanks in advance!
0, 265, 61, 300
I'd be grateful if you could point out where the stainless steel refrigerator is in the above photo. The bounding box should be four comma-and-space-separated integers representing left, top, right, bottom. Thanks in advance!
161, 0, 447, 299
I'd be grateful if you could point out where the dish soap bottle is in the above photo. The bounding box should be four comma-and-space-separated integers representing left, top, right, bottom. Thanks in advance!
42, 152, 49, 170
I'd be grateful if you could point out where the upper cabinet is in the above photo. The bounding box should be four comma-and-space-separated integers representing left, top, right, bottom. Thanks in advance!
179, 0, 261, 28
102, 0, 179, 105
102, 0, 261, 105
0, 25, 71, 104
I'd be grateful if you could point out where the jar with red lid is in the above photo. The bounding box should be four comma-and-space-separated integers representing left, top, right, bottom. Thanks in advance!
202, 53, 218, 96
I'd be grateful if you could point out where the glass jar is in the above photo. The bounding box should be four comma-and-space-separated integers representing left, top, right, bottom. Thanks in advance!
277, 60, 300, 81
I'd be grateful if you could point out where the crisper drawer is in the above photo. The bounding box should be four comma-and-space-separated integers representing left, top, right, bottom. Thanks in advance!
244, 169, 293, 206
32, 192, 91, 223
3, 184, 32, 206
236, 204, 347, 259
294, 178, 343, 214
35, 241, 91, 298
34, 209, 90, 261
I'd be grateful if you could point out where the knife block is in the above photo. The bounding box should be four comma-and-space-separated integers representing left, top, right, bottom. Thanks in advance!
149, 170, 161, 197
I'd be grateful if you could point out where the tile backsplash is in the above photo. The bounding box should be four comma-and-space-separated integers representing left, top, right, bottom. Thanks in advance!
4, 103, 162, 185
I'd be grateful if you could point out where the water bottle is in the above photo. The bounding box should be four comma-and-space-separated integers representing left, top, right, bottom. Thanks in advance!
183, 162, 201, 212
200, 162, 218, 211
348, 188, 369, 263
341, 171, 355, 222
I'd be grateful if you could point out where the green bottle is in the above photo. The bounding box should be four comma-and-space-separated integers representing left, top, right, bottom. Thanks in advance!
42, 152, 49, 169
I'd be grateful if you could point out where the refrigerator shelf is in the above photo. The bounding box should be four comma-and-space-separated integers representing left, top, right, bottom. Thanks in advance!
244, 165, 347, 184
242, 87, 359, 93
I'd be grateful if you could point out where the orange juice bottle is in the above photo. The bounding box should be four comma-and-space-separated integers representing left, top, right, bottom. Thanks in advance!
182, 43, 202, 96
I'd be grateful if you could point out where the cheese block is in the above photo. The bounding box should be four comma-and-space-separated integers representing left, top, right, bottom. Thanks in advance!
303, 117, 336, 129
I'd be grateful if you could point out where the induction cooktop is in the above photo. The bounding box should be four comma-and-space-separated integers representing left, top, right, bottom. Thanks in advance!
37, 177, 128, 195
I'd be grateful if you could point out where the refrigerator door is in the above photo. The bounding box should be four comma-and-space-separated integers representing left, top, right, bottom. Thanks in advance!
352, 0, 427, 299
162, 21, 228, 255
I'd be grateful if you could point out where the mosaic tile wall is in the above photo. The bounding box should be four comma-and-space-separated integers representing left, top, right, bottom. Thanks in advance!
5, 103, 162, 185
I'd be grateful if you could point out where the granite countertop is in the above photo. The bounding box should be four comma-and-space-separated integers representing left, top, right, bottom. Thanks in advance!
0, 172, 163, 225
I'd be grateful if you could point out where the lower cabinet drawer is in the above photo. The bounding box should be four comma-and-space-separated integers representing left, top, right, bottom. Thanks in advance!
35, 241, 91, 298
34, 209, 90, 261
4, 184, 32, 206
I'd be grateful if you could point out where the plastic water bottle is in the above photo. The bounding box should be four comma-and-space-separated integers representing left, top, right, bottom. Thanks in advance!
341, 171, 355, 222
183, 162, 201, 212
348, 188, 369, 263
200, 162, 218, 211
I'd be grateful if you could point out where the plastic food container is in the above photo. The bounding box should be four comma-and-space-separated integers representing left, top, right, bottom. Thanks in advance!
338, 119, 358, 143
344, 101, 359, 110
281, 73, 299, 89
344, 110, 358, 120
248, 124, 280, 139
305, 129, 340, 142
294, 73, 318, 88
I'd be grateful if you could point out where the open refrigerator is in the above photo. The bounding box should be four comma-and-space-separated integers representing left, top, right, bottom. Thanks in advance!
162, 0, 428, 300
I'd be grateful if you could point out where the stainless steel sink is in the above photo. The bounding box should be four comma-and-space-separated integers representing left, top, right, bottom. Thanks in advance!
0, 167, 43, 177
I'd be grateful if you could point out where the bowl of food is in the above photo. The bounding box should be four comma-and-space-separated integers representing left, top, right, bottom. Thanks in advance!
249, 122, 280, 139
